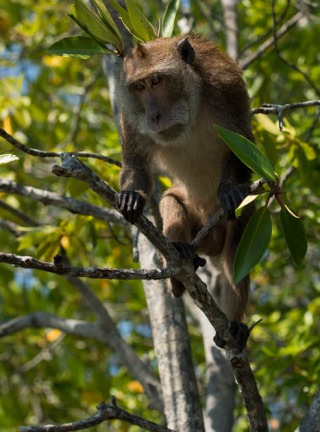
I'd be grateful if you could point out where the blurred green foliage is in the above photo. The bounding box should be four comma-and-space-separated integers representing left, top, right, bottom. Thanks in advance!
0, 1, 319, 431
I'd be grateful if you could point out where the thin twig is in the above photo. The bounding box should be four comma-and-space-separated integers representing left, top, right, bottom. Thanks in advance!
0, 127, 121, 167
251, 100, 320, 130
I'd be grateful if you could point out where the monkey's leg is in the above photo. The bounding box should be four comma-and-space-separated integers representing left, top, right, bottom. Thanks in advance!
220, 213, 251, 322
159, 189, 204, 296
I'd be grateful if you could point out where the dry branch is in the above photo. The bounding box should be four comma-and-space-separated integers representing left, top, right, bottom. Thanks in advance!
19, 397, 174, 432
0, 252, 176, 280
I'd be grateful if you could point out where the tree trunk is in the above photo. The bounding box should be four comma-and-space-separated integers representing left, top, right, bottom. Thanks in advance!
139, 236, 205, 432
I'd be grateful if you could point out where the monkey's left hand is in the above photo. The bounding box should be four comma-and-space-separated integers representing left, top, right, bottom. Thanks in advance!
117, 190, 146, 224
218, 183, 251, 220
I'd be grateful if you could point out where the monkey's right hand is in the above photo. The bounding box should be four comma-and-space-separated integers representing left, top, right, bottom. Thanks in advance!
117, 190, 146, 224
172, 242, 206, 270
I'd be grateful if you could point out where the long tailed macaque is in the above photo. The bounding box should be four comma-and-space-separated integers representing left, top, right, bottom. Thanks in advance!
117, 35, 254, 321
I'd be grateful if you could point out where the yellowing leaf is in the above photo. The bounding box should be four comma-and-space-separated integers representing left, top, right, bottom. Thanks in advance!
255, 114, 280, 135
42, 55, 64, 67
128, 380, 144, 393
46, 329, 62, 342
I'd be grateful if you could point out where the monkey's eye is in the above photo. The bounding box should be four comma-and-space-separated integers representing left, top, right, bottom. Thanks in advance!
134, 82, 145, 91
151, 75, 161, 86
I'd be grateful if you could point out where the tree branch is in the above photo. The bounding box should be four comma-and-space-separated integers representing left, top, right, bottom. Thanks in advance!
0, 199, 38, 226
0, 127, 121, 167
19, 397, 174, 432
0, 178, 124, 225
251, 100, 320, 130
0, 252, 176, 280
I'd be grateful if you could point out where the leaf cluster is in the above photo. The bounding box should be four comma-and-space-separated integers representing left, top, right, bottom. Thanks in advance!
49, 0, 180, 58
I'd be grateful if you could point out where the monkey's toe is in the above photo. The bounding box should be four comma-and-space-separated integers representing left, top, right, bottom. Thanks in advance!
172, 241, 206, 270
117, 190, 146, 224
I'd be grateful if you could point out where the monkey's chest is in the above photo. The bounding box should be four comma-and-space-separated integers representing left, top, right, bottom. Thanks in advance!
155, 142, 225, 206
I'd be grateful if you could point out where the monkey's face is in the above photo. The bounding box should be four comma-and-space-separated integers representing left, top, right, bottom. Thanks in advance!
122, 37, 201, 145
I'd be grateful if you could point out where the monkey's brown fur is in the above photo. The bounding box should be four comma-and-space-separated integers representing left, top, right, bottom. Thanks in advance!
117, 35, 254, 321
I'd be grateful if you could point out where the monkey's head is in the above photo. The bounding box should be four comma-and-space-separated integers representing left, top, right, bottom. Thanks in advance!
122, 37, 201, 145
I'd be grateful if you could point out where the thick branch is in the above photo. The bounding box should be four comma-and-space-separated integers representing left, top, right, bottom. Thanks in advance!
19, 397, 174, 432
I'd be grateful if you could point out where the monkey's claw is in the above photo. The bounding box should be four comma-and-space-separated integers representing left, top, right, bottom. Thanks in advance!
219, 184, 251, 220
117, 190, 146, 224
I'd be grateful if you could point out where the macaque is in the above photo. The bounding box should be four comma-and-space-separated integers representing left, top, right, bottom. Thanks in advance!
117, 35, 254, 321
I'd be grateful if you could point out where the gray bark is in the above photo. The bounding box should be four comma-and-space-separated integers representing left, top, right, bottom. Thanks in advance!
139, 236, 205, 432
221, 0, 239, 60
196, 264, 236, 432
296, 388, 320, 432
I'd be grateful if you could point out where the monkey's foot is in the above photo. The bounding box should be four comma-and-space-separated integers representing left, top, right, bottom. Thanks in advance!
172, 241, 206, 270
214, 321, 250, 352
117, 190, 146, 224
167, 242, 206, 297
218, 183, 251, 220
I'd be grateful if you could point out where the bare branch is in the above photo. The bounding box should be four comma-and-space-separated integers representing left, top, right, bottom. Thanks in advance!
251, 100, 320, 130
19, 397, 175, 432
0, 178, 124, 225
0, 127, 121, 167
0, 252, 176, 280
0, 199, 38, 226
0, 312, 97, 340
0, 218, 21, 237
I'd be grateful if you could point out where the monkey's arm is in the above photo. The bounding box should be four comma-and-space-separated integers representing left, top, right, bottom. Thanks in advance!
218, 152, 252, 220
117, 120, 152, 224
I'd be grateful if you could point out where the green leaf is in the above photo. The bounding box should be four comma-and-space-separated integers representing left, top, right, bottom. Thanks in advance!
125, 0, 156, 41
74, 0, 120, 46
162, 0, 180, 37
48, 36, 108, 57
92, 0, 122, 39
107, 0, 131, 23
280, 205, 307, 266
0, 154, 18, 164
215, 125, 277, 182
234, 206, 272, 283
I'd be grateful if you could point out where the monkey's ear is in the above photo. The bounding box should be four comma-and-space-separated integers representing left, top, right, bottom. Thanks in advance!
177, 37, 195, 64
136, 44, 147, 59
